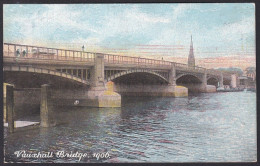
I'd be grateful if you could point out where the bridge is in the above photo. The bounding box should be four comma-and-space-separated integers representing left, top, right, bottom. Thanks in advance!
3, 43, 237, 107
3, 43, 238, 129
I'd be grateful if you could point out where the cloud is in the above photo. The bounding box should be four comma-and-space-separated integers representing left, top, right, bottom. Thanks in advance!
216, 16, 255, 39
172, 4, 197, 20
197, 15, 255, 55
3, 4, 171, 48
126, 8, 170, 23
4, 4, 99, 45
97, 6, 170, 36
3, 4, 255, 61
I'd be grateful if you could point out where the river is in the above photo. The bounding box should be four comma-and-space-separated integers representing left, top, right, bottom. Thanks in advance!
4, 91, 256, 163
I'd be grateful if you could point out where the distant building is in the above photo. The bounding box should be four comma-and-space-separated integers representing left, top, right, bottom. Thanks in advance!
238, 67, 256, 89
245, 67, 256, 81
188, 35, 195, 67
238, 76, 255, 89
216, 67, 243, 76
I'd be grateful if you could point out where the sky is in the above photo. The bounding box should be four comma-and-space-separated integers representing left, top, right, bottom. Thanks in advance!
3, 3, 255, 69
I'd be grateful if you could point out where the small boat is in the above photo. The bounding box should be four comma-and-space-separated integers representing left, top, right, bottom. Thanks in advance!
246, 88, 256, 92
217, 87, 244, 92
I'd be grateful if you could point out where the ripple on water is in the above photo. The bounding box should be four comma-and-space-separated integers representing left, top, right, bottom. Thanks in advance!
4, 92, 256, 162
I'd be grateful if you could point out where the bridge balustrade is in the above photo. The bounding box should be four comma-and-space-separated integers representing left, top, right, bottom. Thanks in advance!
3, 43, 95, 62
207, 69, 222, 76
4, 43, 232, 79
104, 54, 172, 67
223, 72, 232, 79
174, 63, 207, 73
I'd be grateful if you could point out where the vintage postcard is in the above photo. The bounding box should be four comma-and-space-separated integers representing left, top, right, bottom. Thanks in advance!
3, 3, 256, 163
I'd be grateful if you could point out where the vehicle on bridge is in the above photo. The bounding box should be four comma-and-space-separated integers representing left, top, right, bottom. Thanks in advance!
30, 48, 56, 59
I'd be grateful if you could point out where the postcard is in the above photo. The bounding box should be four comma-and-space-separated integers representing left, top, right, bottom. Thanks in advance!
3, 3, 256, 163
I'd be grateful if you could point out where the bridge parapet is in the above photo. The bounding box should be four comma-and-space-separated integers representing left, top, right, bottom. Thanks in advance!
207, 69, 222, 76
4, 43, 232, 79
4, 43, 95, 62
175, 63, 206, 73
104, 54, 172, 67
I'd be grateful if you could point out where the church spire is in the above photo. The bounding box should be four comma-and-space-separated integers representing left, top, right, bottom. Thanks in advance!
191, 35, 193, 47
188, 35, 195, 67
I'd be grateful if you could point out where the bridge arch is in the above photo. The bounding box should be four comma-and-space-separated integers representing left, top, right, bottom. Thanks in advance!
106, 69, 169, 85
176, 73, 203, 93
176, 73, 202, 84
207, 76, 219, 87
3, 65, 89, 88
223, 78, 231, 86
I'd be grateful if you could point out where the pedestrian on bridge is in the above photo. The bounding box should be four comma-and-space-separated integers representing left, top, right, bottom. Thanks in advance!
15, 49, 20, 62
16, 49, 20, 57
22, 50, 26, 57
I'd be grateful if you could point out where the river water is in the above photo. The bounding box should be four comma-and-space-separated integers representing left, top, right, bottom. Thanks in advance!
4, 91, 256, 163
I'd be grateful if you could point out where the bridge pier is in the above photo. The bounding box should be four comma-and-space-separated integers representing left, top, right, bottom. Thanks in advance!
40, 84, 56, 127
169, 63, 176, 86
201, 71, 207, 92
168, 63, 188, 97
231, 74, 237, 88
6, 85, 15, 133
202, 71, 217, 93
113, 84, 188, 97
220, 73, 224, 87
87, 53, 121, 107
217, 72, 225, 91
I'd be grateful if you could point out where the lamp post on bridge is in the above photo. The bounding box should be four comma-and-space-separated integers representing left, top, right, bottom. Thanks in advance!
82, 45, 85, 52
81, 45, 85, 60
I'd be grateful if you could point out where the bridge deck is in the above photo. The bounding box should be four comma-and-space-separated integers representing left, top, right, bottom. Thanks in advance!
3, 43, 233, 79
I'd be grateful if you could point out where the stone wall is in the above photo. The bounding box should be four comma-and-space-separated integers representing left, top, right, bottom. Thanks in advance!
113, 84, 188, 97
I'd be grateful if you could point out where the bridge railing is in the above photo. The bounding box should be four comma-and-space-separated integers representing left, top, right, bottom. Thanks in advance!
207, 69, 222, 76
222, 72, 234, 79
207, 68, 236, 78
174, 62, 207, 73
104, 53, 216, 74
104, 54, 172, 67
4, 43, 232, 77
3, 43, 95, 62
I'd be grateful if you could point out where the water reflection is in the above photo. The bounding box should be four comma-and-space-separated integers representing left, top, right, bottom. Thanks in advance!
4, 92, 256, 162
